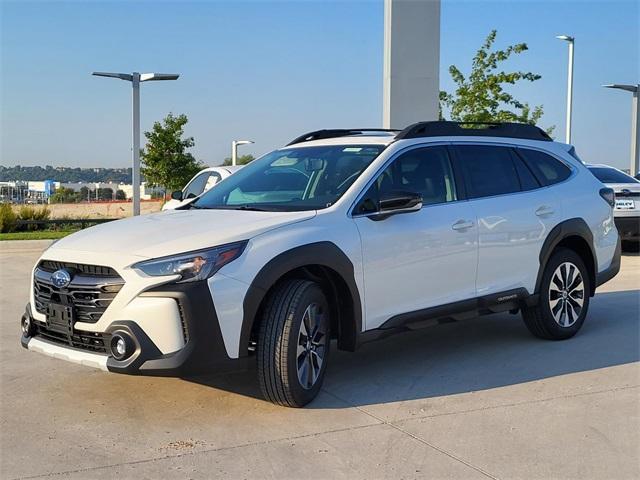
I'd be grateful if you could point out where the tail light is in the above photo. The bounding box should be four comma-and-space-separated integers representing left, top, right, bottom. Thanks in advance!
599, 187, 615, 208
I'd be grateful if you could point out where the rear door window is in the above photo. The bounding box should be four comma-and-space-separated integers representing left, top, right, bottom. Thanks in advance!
454, 145, 520, 199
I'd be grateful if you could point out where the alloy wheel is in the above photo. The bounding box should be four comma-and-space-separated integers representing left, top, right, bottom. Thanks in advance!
296, 303, 327, 389
548, 262, 585, 327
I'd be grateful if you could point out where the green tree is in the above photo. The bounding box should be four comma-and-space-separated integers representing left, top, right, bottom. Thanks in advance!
222, 154, 255, 166
141, 113, 204, 192
115, 189, 127, 201
440, 30, 552, 133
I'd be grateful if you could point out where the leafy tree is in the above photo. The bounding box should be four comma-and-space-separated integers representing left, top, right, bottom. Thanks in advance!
140, 113, 204, 192
115, 189, 127, 201
97, 188, 113, 201
222, 154, 255, 166
439, 30, 552, 132
50, 187, 79, 204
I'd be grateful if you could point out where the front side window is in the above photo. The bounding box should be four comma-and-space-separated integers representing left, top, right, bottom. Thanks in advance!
183, 172, 210, 199
193, 145, 385, 211
354, 146, 457, 214
455, 145, 520, 199
516, 148, 572, 186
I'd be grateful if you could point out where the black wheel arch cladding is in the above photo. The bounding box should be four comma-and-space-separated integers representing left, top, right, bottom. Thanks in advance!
535, 218, 597, 296
240, 241, 362, 358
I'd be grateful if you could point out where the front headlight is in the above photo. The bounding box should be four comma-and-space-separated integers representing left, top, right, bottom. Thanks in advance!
132, 241, 247, 283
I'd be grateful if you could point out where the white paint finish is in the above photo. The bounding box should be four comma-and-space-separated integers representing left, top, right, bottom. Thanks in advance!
354, 201, 478, 329
47, 208, 316, 259
383, 0, 440, 129
208, 273, 251, 358
473, 187, 562, 295
26, 337, 108, 370
119, 297, 185, 354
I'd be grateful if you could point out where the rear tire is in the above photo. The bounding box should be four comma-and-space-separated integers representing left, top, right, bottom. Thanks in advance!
522, 248, 590, 340
257, 279, 330, 407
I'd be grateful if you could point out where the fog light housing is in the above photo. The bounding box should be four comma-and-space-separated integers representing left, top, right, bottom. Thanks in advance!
21, 313, 34, 337
110, 333, 134, 361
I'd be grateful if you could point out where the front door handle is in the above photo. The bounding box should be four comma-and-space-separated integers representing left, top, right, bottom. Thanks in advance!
452, 219, 474, 231
535, 206, 555, 217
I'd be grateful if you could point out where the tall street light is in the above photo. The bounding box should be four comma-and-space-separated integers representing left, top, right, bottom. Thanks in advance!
231, 140, 254, 166
556, 35, 575, 144
603, 84, 640, 176
92, 72, 180, 216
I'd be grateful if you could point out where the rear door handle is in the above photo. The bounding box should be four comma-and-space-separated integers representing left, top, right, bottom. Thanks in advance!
452, 220, 474, 231
535, 206, 555, 217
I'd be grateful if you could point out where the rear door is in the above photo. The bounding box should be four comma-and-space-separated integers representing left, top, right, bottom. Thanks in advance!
353, 145, 478, 330
452, 144, 562, 295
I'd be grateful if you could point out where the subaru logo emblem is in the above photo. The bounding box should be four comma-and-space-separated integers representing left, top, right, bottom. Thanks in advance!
51, 269, 72, 289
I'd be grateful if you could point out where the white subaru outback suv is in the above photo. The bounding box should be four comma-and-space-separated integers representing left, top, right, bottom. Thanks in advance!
21, 122, 621, 407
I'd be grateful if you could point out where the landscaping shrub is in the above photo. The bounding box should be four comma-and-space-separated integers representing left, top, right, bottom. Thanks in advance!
17, 205, 51, 231
0, 204, 17, 233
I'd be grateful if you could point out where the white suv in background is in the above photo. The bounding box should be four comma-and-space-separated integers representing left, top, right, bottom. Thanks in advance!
21, 122, 621, 407
587, 164, 640, 244
162, 165, 243, 210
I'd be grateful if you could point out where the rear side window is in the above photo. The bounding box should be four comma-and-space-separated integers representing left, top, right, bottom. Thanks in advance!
454, 145, 520, 199
516, 148, 572, 186
511, 152, 541, 191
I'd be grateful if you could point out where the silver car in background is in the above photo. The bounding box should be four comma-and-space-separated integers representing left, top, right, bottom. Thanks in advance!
588, 164, 640, 244
162, 165, 243, 210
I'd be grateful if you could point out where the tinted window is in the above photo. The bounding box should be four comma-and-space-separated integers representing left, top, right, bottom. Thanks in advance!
512, 151, 541, 191
588, 167, 639, 184
455, 145, 520, 198
354, 146, 456, 214
517, 148, 571, 186
183, 172, 210, 198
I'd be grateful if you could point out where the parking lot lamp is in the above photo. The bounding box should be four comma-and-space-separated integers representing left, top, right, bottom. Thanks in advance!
231, 140, 254, 166
92, 72, 180, 215
603, 84, 640, 177
556, 35, 575, 144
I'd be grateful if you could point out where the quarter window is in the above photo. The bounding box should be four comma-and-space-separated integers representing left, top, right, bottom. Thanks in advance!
455, 145, 520, 199
516, 148, 571, 186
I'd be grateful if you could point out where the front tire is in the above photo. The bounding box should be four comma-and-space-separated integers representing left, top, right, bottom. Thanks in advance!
522, 248, 590, 340
257, 279, 330, 407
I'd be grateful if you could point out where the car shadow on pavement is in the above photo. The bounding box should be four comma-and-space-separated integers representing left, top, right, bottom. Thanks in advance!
187, 289, 639, 408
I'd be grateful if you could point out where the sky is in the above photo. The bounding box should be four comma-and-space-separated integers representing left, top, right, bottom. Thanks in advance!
1, 0, 638, 170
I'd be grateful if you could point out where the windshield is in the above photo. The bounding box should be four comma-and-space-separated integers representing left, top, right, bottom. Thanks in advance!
588, 167, 639, 184
193, 145, 385, 211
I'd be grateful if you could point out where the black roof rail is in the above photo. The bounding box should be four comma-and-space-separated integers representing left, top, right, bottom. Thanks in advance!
287, 128, 399, 146
395, 121, 552, 142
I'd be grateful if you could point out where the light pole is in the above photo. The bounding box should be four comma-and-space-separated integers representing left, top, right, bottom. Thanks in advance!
231, 140, 254, 166
556, 35, 575, 144
92, 72, 179, 216
603, 84, 640, 177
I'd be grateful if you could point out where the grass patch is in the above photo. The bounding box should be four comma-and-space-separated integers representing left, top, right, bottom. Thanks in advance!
0, 230, 78, 241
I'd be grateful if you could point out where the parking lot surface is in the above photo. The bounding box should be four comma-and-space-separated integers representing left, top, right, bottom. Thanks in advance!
1, 240, 638, 479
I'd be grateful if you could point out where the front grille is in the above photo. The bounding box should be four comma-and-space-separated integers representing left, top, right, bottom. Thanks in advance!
33, 263, 124, 324
34, 321, 111, 353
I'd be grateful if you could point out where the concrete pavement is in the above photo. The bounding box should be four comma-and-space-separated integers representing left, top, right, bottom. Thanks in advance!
1, 240, 638, 479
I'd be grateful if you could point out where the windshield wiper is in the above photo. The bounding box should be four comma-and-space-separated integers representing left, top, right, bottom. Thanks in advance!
230, 204, 270, 211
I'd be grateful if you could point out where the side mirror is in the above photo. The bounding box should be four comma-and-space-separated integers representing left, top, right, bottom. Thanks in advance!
170, 190, 183, 201
369, 191, 422, 221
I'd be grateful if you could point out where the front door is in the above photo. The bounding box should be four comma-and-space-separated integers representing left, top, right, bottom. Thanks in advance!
352, 145, 478, 330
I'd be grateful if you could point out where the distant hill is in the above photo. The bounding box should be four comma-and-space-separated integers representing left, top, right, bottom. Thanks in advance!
0, 165, 133, 183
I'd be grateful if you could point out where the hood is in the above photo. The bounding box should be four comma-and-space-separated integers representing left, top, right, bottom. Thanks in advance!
50, 208, 316, 259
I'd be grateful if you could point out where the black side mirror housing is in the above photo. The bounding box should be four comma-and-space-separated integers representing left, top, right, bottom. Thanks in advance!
369, 191, 423, 221
170, 190, 183, 201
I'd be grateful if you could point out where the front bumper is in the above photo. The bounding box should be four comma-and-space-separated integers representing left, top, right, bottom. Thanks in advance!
614, 216, 640, 240
21, 281, 249, 376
